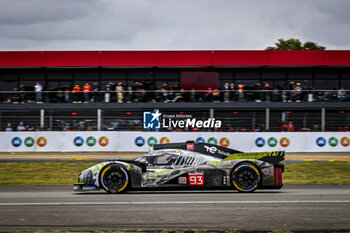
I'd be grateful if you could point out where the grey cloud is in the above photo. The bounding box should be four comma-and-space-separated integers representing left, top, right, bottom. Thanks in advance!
0, 0, 99, 25
0, 0, 349, 50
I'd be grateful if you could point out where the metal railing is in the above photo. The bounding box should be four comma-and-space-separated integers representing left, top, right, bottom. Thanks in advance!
1, 108, 349, 132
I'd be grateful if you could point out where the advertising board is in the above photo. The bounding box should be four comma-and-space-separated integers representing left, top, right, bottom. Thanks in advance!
1, 131, 349, 152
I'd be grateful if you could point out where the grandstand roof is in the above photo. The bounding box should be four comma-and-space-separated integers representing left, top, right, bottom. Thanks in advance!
0, 50, 350, 68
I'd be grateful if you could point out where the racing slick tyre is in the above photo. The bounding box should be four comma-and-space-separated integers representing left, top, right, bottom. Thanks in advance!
231, 163, 261, 193
99, 164, 129, 194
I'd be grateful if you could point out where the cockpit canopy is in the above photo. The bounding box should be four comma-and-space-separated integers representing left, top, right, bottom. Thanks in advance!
135, 149, 216, 168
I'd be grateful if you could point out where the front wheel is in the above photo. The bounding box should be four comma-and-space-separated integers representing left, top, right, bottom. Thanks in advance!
99, 164, 129, 194
231, 163, 261, 193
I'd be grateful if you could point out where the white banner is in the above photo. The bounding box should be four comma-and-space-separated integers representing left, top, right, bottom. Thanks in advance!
0, 131, 349, 152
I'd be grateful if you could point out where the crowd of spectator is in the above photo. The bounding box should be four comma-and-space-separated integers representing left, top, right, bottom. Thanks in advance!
1, 81, 349, 132
2, 122, 38, 131
0, 81, 348, 104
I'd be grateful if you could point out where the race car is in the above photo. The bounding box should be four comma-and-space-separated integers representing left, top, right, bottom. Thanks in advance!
74, 141, 284, 193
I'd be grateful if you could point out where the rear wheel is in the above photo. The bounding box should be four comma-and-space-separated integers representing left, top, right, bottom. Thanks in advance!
231, 163, 261, 192
99, 164, 129, 194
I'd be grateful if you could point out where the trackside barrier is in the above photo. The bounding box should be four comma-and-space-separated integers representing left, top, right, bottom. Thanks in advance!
1, 131, 349, 153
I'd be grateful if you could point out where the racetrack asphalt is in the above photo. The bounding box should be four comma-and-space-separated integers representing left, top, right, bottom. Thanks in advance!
0, 185, 349, 231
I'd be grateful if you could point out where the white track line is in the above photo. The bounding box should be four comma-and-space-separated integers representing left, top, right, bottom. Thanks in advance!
0, 200, 350, 206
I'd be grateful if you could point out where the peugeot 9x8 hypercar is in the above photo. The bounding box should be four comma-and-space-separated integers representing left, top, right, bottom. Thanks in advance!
74, 141, 284, 193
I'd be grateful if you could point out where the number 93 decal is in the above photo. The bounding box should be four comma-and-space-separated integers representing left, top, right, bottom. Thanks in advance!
188, 174, 204, 186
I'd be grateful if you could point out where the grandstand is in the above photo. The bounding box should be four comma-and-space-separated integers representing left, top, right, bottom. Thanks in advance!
1, 50, 350, 132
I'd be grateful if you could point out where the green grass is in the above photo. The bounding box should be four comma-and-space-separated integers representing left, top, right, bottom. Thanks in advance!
0, 162, 349, 185
0, 162, 96, 185
283, 162, 350, 184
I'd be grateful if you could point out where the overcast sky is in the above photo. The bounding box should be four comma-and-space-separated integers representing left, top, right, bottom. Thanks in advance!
0, 0, 349, 51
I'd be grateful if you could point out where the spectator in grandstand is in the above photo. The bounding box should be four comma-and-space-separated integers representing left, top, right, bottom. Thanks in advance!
79, 123, 86, 131
56, 89, 64, 103
205, 88, 213, 102
330, 88, 338, 100
295, 83, 302, 102
230, 83, 236, 101
288, 81, 296, 102
155, 88, 162, 102
92, 82, 100, 102
34, 82, 43, 103
11, 87, 20, 103
5, 122, 12, 131
264, 83, 271, 101
124, 86, 134, 103
161, 87, 168, 102
281, 122, 288, 131
174, 88, 186, 102
64, 89, 70, 103
167, 84, 174, 101
72, 84, 81, 103
17, 121, 26, 131
272, 87, 281, 102
86, 123, 94, 131
237, 82, 245, 101
307, 85, 314, 102
173, 83, 180, 99
19, 84, 26, 103
254, 82, 263, 102
213, 88, 220, 102
287, 121, 295, 132
26, 124, 34, 131
317, 89, 330, 101
104, 84, 111, 103
223, 83, 230, 102
83, 83, 91, 103
281, 89, 288, 102
337, 87, 346, 101
339, 126, 349, 132
190, 88, 197, 102
115, 82, 124, 103
138, 88, 147, 102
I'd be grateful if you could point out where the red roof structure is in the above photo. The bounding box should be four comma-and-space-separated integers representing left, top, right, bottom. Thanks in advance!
0, 50, 350, 68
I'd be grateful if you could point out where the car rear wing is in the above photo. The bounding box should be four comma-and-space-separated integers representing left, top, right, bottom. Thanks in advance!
222, 151, 285, 164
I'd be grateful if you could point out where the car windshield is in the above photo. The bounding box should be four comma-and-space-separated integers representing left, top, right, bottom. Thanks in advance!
135, 150, 180, 166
